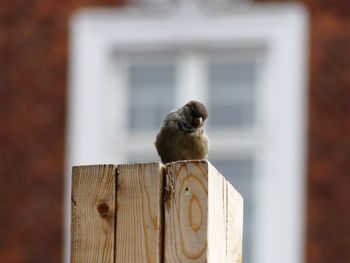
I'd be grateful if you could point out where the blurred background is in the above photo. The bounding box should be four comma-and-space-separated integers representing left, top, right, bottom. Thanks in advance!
1, 0, 350, 263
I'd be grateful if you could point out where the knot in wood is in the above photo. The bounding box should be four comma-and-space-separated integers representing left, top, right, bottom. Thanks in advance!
97, 203, 109, 216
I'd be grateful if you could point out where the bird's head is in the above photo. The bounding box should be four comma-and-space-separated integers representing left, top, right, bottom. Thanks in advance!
179, 100, 208, 132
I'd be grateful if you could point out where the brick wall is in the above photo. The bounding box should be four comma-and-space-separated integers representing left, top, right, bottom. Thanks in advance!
1, 0, 349, 262
303, 1, 350, 262
0, 1, 124, 262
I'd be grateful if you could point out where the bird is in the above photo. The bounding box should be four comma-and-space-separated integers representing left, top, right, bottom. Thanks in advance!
155, 100, 209, 163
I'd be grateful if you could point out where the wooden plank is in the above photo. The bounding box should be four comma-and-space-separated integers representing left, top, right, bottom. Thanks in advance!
164, 160, 243, 263
164, 161, 209, 262
71, 164, 116, 263
226, 178, 243, 263
115, 163, 164, 262
207, 162, 243, 263
207, 162, 227, 262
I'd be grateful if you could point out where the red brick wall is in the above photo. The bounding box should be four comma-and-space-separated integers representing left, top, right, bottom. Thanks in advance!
0, 1, 124, 262
304, 1, 350, 262
1, 0, 349, 262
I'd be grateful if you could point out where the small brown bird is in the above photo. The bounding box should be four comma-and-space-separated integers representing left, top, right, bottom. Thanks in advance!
155, 100, 209, 163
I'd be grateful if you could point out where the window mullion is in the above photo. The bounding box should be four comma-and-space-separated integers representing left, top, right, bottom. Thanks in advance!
176, 51, 208, 106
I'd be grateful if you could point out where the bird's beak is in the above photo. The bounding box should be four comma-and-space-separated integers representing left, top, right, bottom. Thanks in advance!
193, 117, 203, 127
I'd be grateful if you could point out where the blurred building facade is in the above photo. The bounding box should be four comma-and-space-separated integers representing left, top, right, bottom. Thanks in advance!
0, 0, 349, 263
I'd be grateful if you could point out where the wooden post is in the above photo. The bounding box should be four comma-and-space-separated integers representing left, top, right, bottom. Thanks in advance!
71, 161, 243, 263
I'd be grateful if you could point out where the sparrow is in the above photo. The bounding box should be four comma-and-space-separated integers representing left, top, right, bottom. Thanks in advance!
155, 100, 209, 163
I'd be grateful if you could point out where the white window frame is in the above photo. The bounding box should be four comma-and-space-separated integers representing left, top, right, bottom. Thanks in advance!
65, 3, 309, 263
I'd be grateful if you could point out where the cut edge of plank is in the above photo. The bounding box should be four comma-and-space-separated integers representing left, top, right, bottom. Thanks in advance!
72, 163, 117, 170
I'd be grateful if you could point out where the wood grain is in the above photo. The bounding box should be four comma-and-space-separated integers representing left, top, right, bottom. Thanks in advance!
115, 163, 164, 262
70, 161, 242, 262
226, 177, 243, 263
164, 161, 209, 262
164, 160, 243, 263
207, 162, 243, 263
71, 165, 116, 263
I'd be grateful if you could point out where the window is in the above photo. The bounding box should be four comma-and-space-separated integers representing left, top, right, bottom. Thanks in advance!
208, 56, 259, 130
66, 3, 308, 263
127, 56, 176, 132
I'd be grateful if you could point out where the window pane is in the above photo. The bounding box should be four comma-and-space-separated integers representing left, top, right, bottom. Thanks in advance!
211, 158, 254, 263
128, 62, 175, 132
209, 61, 257, 129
